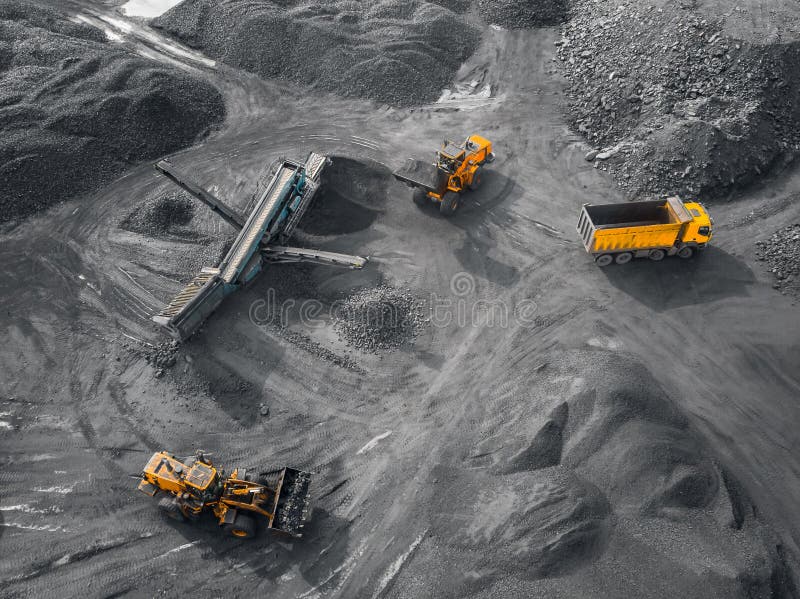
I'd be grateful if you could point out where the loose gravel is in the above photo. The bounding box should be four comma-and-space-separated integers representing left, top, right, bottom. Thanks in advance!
557, 0, 800, 200
0, 2, 225, 224
756, 224, 800, 297
478, 0, 567, 29
120, 191, 196, 236
334, 285, 426, 352
153, 0, 480, 107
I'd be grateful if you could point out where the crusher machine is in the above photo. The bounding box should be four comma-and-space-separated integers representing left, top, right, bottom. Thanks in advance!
152, 153, 367, 340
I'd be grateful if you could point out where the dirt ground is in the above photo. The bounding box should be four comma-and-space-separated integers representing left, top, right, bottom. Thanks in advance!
1, 1, 800, 598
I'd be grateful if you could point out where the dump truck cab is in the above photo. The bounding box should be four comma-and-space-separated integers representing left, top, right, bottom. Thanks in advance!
681, 201, 713, 244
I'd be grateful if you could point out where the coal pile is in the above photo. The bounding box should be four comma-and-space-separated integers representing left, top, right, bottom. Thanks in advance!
756, 224, 800, 296
333, 285, 425, 351
144, 340, 180, 377
0, 2, 225, 224
153, 0, 480, 107
120, 191, 195, 236
557, 0, 800, 199
478, 0, 568, 29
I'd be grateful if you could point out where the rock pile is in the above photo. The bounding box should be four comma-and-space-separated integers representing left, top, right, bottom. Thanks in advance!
334, 285, 425, 351
153, 0, 480, 107
556, 0, 800, 199
0, 2, 225, 224
756, 224, 800, 296
144, 340, 180, 377
478, 0, 568, 29
120, 191, 195, 236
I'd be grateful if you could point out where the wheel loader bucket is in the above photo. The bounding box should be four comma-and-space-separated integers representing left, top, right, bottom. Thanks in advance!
271, 467, 312, 537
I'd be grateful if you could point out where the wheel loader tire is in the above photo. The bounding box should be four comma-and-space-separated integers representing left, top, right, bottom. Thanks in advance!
439, 191, 459, 216
677, 246, 694, 259
412, 188, 428, 207
468, 167, 483, 191
158, 496, 185, 522
615, 252, 633, 265
649, 249, 666, 261
595, 254, 613, 267
226, 513, 257, 539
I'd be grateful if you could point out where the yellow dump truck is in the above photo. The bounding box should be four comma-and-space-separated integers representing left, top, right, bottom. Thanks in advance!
577, 197, 713, 266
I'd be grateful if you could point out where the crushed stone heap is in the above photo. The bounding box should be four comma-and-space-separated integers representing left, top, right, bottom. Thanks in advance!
153, 0, 480, 107
756, 223, 800, 296
334, 285, 425, 351
478, 0, 568, 29
557, 0, 800, 200
0, 2, 225, 224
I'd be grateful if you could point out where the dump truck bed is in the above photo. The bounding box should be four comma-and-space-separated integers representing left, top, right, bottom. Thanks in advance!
577, 197, 692, 254
393, 159, 446, 193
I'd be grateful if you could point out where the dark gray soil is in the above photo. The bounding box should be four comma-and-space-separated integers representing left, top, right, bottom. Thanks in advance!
0, 1, 224, 224
152, 0, 481, 106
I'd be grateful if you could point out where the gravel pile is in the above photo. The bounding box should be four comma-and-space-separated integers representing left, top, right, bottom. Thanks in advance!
556, 0, 800, 199
334, 285, 425, 351
144, 340, 180, 377
478, 0, 567, 29
120, 191, 195, 236
153, 0, 480, 107
756, 224, 800, 296
0, 2, 225, 224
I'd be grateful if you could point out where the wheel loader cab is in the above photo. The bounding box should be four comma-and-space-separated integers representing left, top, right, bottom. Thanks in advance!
138, 451, 219, 498
437, 142, 465, 173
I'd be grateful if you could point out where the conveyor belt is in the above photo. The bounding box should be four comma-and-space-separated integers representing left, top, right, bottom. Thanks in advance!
221, 166, 296, 284
155, 268, 219, 320
262, 245, 367, 269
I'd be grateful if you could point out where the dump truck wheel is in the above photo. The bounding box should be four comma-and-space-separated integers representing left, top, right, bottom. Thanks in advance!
468, 167, 483, 191
649, 249, 666, 261
595, 254, 613, 267
158, 496, 185, 522
677, 246, 694, 259
226, 513, 257, 539
615, 252, 633, 265
412, 188, 428, 207
440, 191, 459, 215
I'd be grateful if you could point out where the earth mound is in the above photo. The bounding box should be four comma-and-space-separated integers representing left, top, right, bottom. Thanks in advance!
433, 467, 613, 580
478, 0, 568, 29
557, 0, 800, 200
299, 156, 387, 235
152, 0, 481, 106
406, 348, 798, 597
0, 2, 225, 224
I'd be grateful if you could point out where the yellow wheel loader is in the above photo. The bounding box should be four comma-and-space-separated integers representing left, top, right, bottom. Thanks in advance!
393, 135, 494, 216
135, 451, 311, 539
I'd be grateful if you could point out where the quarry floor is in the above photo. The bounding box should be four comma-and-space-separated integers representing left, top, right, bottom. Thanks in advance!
1, 2, 800, 598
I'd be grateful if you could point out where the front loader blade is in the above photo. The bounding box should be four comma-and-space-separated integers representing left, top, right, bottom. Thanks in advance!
273, 468, 312, 537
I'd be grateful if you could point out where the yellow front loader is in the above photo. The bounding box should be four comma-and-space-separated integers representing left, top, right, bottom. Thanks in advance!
135, 451, 311, 539
393, 134, 495, 215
